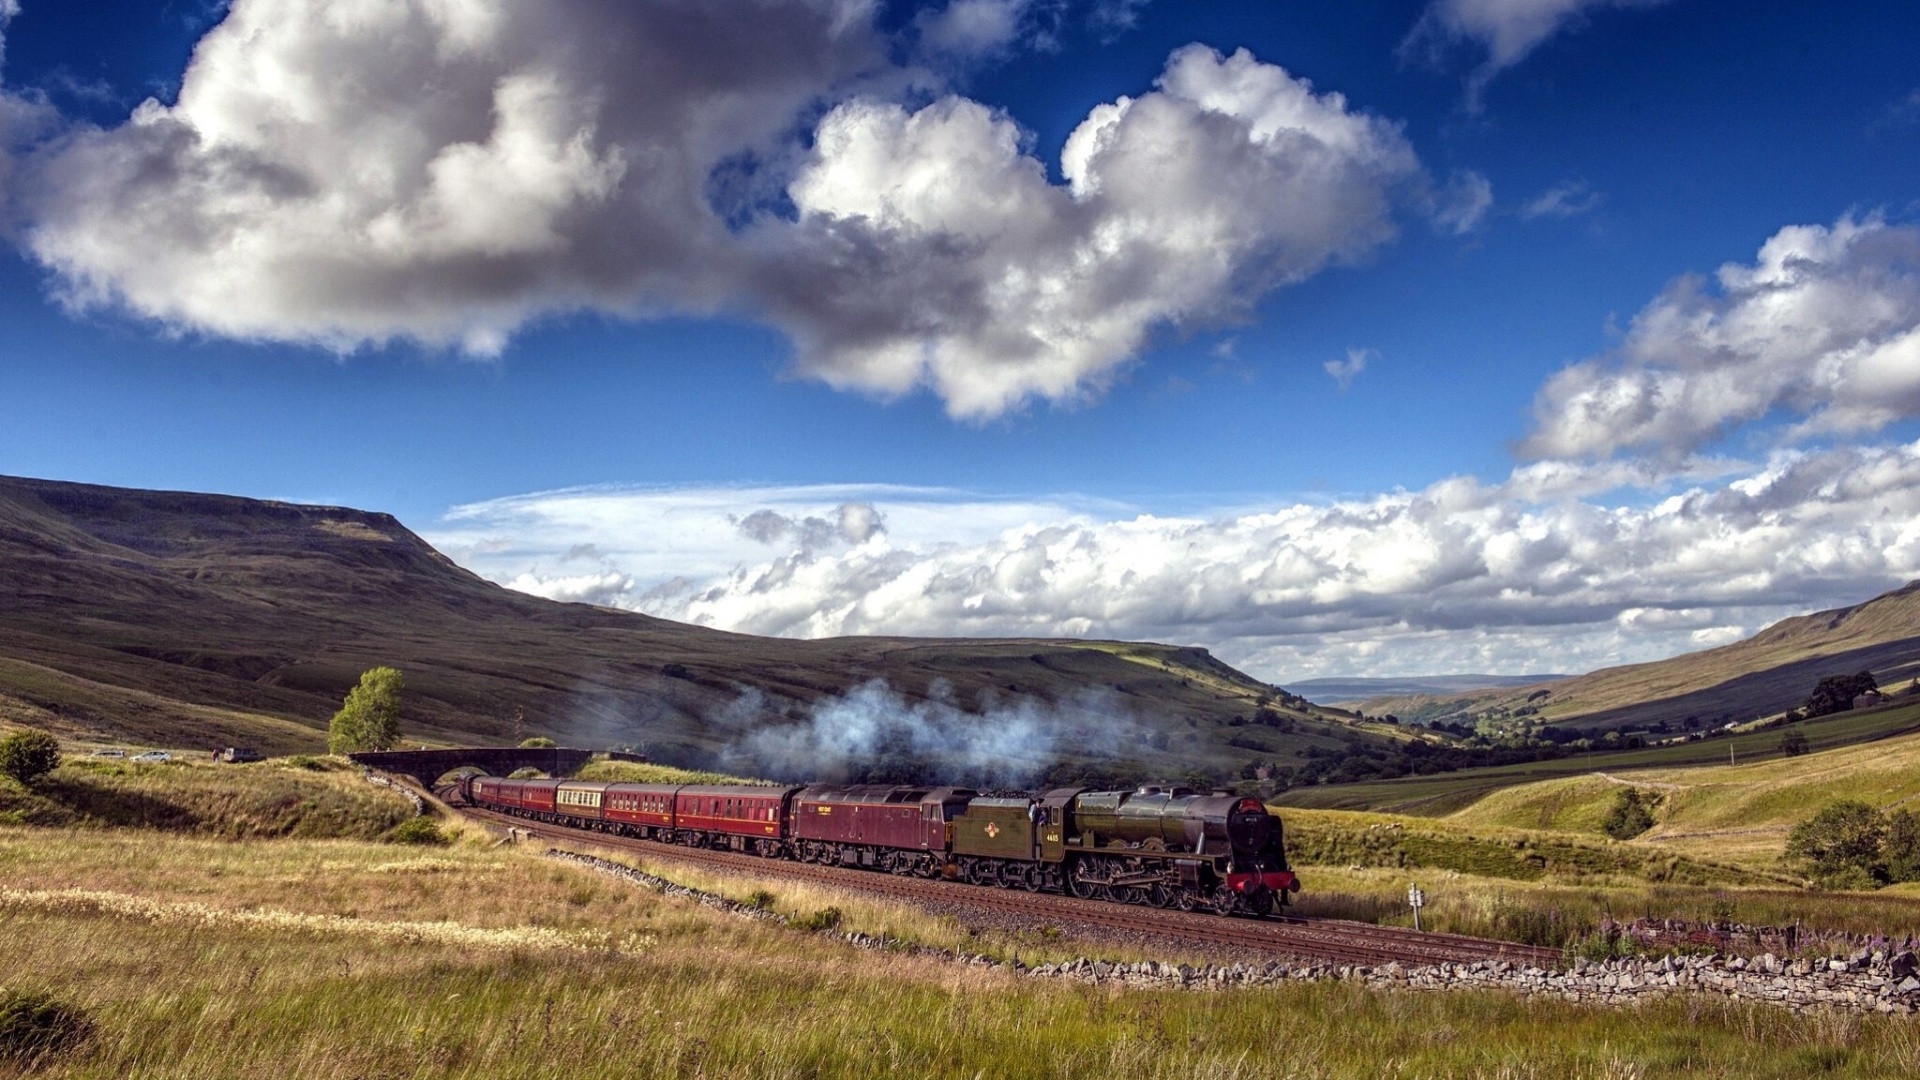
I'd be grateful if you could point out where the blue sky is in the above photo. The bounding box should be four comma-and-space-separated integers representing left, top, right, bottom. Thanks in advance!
2, 0, 1919, 683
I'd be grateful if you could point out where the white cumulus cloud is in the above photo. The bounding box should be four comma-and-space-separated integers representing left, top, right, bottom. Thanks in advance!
1522, 214, 1920, 461
757, 44, 1424, 417
431, 440, 1920, 682
8, 1, 1433, 420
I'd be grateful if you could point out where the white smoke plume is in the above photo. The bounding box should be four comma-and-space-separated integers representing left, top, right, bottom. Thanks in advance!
714, 679, 1142, 788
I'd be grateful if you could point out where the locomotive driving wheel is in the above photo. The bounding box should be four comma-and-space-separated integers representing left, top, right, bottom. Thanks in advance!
1207, 884, 1239, 916
1066, 868, 1098, 899
1245, 886, 1275, 917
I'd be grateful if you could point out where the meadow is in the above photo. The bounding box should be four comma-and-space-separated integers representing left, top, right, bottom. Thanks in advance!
6, 756, 1920, 1076
8, 824, 1920, 1079
1272, 699, 1920, 816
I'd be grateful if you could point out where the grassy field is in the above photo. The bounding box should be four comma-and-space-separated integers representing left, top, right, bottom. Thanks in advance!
6, 753, 1920, 1075
0, 754, 416, 839
10, 824, 1920, 1078
1445, 718, 1920, 868
1272, 699, 1920, 815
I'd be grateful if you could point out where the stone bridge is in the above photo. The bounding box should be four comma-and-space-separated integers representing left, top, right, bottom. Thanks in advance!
347, 746, 637, 787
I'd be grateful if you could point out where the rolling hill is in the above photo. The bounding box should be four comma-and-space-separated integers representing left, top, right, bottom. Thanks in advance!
1355, 581, 1920, 734
0, 474, 1392, 782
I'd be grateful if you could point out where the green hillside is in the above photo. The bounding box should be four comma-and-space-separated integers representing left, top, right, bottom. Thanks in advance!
0, 474, 1382, 783
1355, 581, 1920, 735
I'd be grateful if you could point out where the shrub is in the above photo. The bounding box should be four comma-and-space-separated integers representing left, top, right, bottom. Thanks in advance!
1779, 727, 1810, 757
518, 737, 557, 749
0, 989, 93, 1064
1601, 787, 1657, 840
1786, 800, 1888, 885
384, 817, 450, 846
745, 889, 776, 910
791, 906, 843, 932
1886, 809, 1920, 883
0, 730, 60, 786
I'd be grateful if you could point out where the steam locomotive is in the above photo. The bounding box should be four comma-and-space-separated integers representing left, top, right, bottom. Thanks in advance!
465, 776, 1299, 915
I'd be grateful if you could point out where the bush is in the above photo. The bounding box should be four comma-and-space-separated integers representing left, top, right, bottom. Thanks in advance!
0, 730, 60, 786
1887, 810, 1920, 883
1601, 787, 1657, 840
1779, 728, 1810, 757
518, 737, 557, 749
384, 817, 450, 846
1786, 800, 1888, 884
0, 989, 93, 1064
791, 906, 843, 932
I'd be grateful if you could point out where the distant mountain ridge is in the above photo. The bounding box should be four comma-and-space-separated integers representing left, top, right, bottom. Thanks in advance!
1292, 674, 1572, 706
0, 474, 1381, 781
1360, 582, 1920, 732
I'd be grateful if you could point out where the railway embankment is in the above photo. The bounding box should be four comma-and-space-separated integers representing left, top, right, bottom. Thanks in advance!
548, 847, 1920, 1015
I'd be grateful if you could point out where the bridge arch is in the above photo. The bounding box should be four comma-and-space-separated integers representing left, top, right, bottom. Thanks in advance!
346, 746, 617, 787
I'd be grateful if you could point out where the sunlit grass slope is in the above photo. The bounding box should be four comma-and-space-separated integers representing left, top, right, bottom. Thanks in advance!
0, 754, 415, 839
1446, 717, 1920, 867
1273, 698, 1920, 815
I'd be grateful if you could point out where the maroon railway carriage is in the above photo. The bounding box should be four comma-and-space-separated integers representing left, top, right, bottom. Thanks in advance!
672, 785, 801, 856
517, 778, 561, 816
600, 783, 678, 838
790, 784, 977, 875
469, 776, 562, 821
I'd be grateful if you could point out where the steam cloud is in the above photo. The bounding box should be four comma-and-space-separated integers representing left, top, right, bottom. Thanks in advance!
713, 680, 1141, 788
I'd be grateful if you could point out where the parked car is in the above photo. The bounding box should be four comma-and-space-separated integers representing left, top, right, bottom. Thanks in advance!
131, 751, 171, 763
91, 748, 126, 759
216, 747, 263, 763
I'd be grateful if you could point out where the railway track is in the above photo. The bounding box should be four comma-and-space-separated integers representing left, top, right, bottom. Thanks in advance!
461, 806, 1564, 970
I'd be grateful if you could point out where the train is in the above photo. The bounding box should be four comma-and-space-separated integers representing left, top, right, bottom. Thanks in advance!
463, 775, 1299, 915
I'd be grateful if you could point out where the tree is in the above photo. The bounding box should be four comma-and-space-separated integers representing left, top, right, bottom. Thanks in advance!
1785, 800, 1888, 884
1804, 671, 1879, 718
518, 736, 556, 749
328, 667, 405, 754
0, 730, 61, 786
1602, 787, 1657, 840
1886, 810, 1920, 884
1779, 728, 1810, 757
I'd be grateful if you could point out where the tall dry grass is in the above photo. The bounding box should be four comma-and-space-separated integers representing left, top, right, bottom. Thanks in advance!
6, 825, 1920, 1077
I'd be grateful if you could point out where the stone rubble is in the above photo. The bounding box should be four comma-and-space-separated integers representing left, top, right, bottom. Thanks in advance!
545, 847, 1920, 1015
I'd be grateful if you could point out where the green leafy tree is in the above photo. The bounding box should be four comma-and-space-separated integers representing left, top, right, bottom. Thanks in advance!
0, 730, 61, 786
1785, 800, 1888, 884
1804, 671, 1879, 718
1779, 728, 1810, 757
328, 667, 405, 754
1601, 787, 1657, 840
1886, 810, 1920, 884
